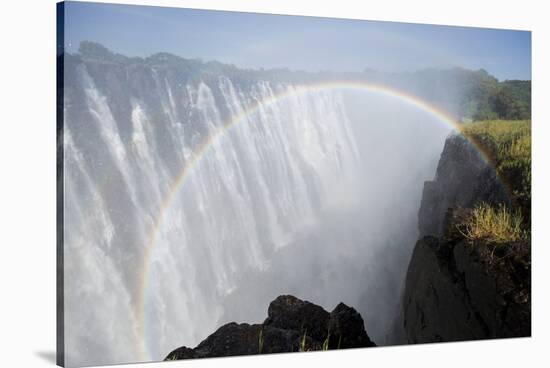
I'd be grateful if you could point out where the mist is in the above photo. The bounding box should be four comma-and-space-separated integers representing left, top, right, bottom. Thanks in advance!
218, 91, 451, 344
62, 50, 453, 367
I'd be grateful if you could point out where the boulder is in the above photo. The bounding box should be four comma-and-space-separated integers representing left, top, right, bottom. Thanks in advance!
263, 295, 330, 343
328, 303, 376, 349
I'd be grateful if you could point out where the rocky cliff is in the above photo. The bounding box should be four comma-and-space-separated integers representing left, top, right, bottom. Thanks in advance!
403, 131, 531, 343
417, 134, 510, 238
165, 295, 375, 360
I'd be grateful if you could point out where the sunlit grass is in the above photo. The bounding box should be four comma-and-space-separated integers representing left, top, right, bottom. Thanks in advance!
461, 202, 524, 244
299, 329, 307, 352
460, 120, 531, 230
322, 329, 330, 351
460, 120, 530, 162
258, 328, 264, 354
461, 120, 530, 163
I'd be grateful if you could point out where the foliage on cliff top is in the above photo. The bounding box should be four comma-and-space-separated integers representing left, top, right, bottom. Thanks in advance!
461, 202, 525, 244
461, 120, 531, 228
463, 78, 531, 121
460, 120, 530, 157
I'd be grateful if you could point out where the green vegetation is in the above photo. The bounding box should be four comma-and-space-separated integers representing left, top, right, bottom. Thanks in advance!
461, 202, 524, 243
410, 68, 530, 121
455, 69, 531, 120
459, 120, 531, 243
322, 330, 330, 351
299, 330, 308, 352
461, 119, 531, 219
258, 328, 264, 354
76, 42, 530, 121
495, 80, 531, 120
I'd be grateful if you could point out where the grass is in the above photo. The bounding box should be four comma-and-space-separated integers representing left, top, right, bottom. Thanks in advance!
460, 120, 531, 230
258, 328, 264, 354
460, 120, 530, 188
460, 120, 531, 183
322, 329, 330, 351
299, 329, 307, 352
460, 202, 524, 244
460, 119, 530, 143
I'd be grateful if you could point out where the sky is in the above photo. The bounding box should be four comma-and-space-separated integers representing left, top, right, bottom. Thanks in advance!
62, 1, 531, 80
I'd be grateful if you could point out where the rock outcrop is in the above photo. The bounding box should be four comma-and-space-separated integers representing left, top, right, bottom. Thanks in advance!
403, 133, 531, 343
418, 134, 510, 237
404, 209, 530, 343
165, 295, 375, 360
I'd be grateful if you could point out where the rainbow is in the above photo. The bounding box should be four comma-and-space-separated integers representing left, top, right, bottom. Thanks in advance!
134, 80, 490, 359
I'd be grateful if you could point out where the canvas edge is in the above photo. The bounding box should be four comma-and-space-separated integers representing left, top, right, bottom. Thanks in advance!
56, 1, 65, 367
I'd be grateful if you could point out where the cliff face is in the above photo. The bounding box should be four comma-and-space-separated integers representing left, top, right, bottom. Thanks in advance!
165, 295, 375, 360
403, 134, 531, 343
418, 135, 510, 238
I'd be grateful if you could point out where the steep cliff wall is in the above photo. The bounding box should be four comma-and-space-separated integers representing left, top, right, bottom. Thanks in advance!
403, 132, 531, 343
417, 134, 510, 237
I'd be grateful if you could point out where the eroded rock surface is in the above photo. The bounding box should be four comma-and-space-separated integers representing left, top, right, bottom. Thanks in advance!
404, 133, 530, 343
165, 295, 375, 360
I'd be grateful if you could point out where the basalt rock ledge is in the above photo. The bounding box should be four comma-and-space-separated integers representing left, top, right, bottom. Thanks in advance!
165, 295, 375, 360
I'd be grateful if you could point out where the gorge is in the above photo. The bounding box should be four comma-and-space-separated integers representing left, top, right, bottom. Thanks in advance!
60, 42, 530, 366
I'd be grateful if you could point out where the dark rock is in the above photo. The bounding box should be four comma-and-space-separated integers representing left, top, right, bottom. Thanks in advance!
418, 134, 510, 237
403, 235, 530, 343
442, 207, 472, 243
404, 236, 489, 343
402, 131, 531, 343
260, 326, 301, 353
193, 323, 262, 358
404, 132, 530, 344
165, 346, 195, 360
328, 303, 376, 348
264, 295, 330, 342
165, 295, 375, 361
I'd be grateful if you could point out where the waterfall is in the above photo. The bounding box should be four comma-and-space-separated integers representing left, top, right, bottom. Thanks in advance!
63, 57, 365, 366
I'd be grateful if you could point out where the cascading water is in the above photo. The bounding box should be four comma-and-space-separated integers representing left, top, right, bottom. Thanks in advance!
62, 50, 451, 367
